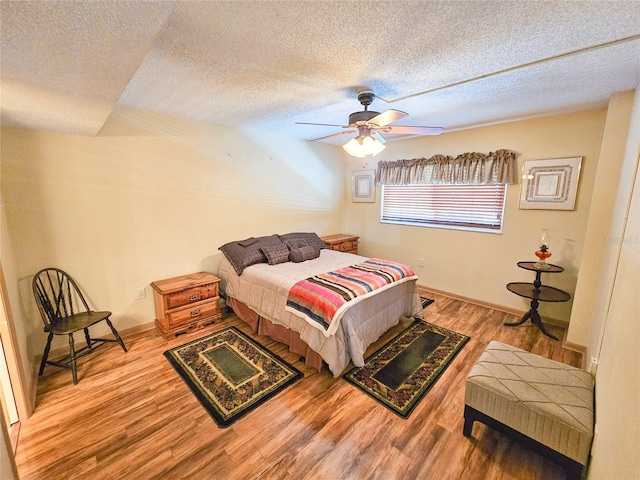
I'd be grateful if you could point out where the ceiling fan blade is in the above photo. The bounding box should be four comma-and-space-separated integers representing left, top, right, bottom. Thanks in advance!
296, 122, 351, 128
368, 109, 408, 127
371, 131, 386, 144
380, 125, 444, 135
309, 130, 356, 142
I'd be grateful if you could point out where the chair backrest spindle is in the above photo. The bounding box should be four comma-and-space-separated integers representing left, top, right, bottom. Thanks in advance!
32, 268, 91, 328
34, 277, 57, 328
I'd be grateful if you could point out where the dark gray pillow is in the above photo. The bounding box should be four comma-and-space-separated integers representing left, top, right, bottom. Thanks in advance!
261, 244, 290, 265
284, 238, 307, 250
289, 245, 321, 263
238, 237, 258, 247
219, 234, 285, 275
280, 232, 327, 251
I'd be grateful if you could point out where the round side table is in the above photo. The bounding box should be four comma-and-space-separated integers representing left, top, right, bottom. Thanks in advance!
504, 262, 571, 341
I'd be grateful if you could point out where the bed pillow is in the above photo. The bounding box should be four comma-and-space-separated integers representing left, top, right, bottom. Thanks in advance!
238, 237, 258, 247
219, 234, 285, 275
289, 245, 321, 263
261, 244, 290, 265
280, 232, 327, 251
284, 238, 307, 250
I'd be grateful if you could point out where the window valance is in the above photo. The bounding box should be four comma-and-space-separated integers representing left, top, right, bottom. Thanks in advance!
375, 149, 517, 186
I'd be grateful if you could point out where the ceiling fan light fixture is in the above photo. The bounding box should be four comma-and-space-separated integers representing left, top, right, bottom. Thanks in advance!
342, 138, 365, 157
363, 135, 386, 156
342, 133, 386, 158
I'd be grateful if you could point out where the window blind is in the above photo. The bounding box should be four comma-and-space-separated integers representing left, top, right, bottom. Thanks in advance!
381, 184, 507, 232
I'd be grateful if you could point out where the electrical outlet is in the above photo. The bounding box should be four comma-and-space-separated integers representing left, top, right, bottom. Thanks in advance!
419, 258, 425, 267
137, 287, 146, 300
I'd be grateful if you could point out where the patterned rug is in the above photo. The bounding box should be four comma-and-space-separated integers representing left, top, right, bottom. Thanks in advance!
164, 326, 303, 428
421, 296, 434, 308
343, 320, 469, 418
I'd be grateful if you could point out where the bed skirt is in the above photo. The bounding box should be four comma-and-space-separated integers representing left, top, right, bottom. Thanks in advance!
226, 296, 324, 373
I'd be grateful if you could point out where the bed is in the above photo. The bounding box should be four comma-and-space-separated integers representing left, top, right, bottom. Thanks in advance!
217, 233, 424, 377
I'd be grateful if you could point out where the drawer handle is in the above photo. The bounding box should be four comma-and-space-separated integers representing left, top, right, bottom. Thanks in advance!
190, 309, 201, 317
188, 293, 200, 301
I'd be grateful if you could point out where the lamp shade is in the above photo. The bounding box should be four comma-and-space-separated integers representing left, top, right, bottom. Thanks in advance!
343, 135, 386, 158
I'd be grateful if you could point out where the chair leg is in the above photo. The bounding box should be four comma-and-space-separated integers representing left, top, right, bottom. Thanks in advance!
106, 318, 127, 352
68, 333, 78, 385
39, 332, 54, 375
84, 327, 91, 349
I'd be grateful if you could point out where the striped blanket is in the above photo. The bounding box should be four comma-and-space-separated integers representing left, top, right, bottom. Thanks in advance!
285, 258, 417, 337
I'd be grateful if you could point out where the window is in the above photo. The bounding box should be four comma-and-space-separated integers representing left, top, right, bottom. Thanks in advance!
381, 183, 507, 233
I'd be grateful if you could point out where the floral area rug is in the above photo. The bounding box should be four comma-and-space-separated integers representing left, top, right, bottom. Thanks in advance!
421, 296, 434, 308
164, 326, 303, 428
343, 320, 469, 418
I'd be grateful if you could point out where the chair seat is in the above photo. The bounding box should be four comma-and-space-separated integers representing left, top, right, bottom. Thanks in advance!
49, 310, 112, 335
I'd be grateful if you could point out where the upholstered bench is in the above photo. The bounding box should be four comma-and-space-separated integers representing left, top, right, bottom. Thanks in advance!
464, 341, 594, 480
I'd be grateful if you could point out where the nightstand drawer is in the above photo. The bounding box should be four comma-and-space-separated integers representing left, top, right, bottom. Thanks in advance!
166, 283, 219, 310
321, 234, 359, 255
336, 241, 356, 252
168, 299, 220, 328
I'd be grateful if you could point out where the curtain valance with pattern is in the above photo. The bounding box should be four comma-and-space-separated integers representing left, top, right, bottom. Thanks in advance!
375, 149, 517, 185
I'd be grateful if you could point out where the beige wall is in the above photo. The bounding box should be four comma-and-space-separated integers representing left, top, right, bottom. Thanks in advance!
568, 91, 637, 351
1, 107, 347, 354
585, 88, 640, 480
343, 110, 607, 325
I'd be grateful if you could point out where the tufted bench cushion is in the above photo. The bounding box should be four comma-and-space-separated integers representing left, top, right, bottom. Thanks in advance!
464, 341, 594, 479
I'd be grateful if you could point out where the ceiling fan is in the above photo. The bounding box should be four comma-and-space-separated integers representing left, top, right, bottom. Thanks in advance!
296, 90, 443, 157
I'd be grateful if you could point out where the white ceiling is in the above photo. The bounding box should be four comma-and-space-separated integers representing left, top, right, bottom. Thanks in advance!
2, 1, 639, 145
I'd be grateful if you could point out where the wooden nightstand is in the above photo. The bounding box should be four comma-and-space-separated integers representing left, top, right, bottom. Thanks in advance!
321, 234, 359, 255
151, 272, 221, 340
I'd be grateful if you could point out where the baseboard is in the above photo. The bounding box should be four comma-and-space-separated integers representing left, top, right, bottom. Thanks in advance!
29, 364, 39, 417
418, 284, 524, 317
119, 321, 156, 337
417, 284, 570, 326
45, 321, 156, 359
417, 284, 585, 354
561, 341, 588, 369
9, 422, 20, 454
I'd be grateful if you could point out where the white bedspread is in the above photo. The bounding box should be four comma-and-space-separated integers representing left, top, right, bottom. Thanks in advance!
218, 249, 424, 376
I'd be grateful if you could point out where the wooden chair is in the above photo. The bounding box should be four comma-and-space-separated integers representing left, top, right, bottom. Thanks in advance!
32, 268, 128, 384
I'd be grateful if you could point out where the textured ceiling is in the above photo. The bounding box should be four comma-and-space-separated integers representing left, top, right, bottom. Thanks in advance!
2, 1, 639, 143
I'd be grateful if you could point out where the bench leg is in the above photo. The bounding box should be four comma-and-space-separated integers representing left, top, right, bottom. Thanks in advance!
463, 404, 587, 480
463, 404, 476, 437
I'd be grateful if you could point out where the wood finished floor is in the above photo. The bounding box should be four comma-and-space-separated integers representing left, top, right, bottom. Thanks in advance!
14, 290, 582, 480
